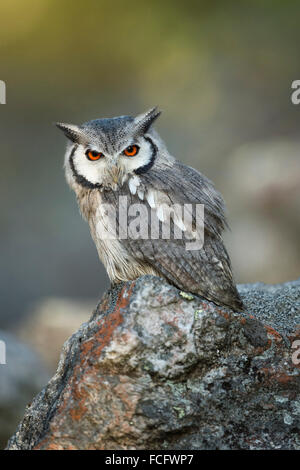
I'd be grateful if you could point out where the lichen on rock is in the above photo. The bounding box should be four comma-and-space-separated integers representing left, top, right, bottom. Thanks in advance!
6, 276, 300, 450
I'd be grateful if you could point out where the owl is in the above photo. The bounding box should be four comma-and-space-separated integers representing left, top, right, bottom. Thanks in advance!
57, 108, 243, 311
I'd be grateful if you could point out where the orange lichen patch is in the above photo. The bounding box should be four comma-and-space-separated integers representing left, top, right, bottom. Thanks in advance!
92, 283, 135, 359
49, 443, 77, 450
80, 338, 95, 356
35, 438, 78, 450
44, 442, 63, 450
264, 325, 282, 342
259, 367, 295, 386
108, 378, 141, 436
266, 339, 272, 349
77, 282, 136, 366
260, 367, 272, 377
33, 282, 136, 450
216, 307, 230, 320
34, 438, 48, 450
69, 382, 89, 421
275, 372, 295, 384
254, 345, 268, 355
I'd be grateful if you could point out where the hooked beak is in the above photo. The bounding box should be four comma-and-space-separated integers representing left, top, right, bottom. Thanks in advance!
109, 165, 120, 184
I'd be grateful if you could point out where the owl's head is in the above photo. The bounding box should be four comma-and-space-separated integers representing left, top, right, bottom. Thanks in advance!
56, 107, 164, 191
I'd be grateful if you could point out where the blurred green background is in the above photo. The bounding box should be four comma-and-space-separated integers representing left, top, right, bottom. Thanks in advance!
1, 0, 300, 329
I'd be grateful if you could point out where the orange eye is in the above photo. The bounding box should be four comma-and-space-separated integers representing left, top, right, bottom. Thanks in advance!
86, 150, 104, 161
123, 145, 139, 157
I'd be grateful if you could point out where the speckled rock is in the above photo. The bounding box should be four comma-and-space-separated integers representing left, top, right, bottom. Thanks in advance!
6, 276, 300, 450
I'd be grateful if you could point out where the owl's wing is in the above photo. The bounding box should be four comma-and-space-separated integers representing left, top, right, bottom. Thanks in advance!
141, 160, 228, 236
141, 161, 243, 310
128, 236, 243, 311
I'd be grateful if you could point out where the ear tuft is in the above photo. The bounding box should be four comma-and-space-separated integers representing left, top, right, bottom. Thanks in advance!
134, 107, 162, 135
55, 122, 83, 144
